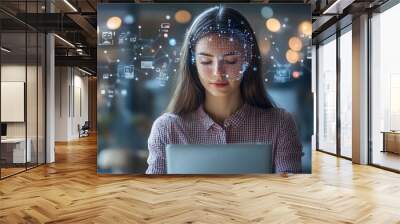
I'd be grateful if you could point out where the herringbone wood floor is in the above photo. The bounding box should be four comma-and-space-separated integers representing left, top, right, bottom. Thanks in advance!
1, 135, 400, 224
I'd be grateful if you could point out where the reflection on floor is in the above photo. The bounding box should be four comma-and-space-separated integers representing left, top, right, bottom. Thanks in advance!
0, 135, 400, 223
373, 150, 400, 171
0, 167, 25, 177
0, 162, 42, 178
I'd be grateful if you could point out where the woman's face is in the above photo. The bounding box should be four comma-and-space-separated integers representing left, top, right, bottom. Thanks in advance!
195, 34, 247, 97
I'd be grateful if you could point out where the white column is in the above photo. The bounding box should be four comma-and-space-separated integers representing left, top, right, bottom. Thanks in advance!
352, 14, 369, 164
46, 33, 55, 163
45, 1, 55, 163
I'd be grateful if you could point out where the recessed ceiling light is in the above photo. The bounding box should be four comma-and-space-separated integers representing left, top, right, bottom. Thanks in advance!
1, 47, 11, 53
63, 0, 78, 12
54, 34, 75, 48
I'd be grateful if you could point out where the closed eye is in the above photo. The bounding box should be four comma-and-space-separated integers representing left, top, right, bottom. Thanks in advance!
200, 61, 212, 65
224, 60, 237, 64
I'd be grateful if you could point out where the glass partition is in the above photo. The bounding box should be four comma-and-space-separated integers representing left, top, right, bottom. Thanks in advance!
317, 36, 337, 154
1, 31, 28, 177
0, 1, 46, 179
339, 28, 352, 158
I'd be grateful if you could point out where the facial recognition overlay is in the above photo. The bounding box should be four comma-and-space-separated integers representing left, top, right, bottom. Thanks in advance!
97, 3, 312, 174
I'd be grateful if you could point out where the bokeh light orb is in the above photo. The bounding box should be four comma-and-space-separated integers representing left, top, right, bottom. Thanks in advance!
258, 38, 271, 55
298, 21, 312, 36
107, 16, 122, 30
169, 38, 177, 46
261, 7, 273, 19
292, 71, 301, 79
288, 37, 303, 51
286, 50, 300, 64
123, 15, 134, 24
175, 10, 192, 24
265, 18, 281, 33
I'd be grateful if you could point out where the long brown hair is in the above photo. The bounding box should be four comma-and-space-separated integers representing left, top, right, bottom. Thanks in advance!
167, 6, 274, 115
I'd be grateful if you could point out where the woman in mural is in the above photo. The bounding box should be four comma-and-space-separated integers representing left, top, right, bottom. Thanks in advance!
146, 6, 302, 174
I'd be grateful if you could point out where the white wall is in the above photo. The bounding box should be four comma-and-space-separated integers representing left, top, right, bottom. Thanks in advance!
1, 65, 39, 138
55, 67, 89, 141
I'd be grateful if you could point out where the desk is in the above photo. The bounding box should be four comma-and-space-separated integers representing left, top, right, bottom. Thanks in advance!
381, 131, 400, 154
1, 138, 31, 163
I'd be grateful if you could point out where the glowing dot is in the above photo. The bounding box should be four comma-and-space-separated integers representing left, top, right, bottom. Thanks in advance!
135, 77, 139, 81
282, 24, 286, 28
138, 25, 142, 29
270, 55, 274, 60
166, 15, 171, 20
163, 33, 168, 38
103, 50, 107, 54
116, 59, 120, 63
261, 7, 273, 19
121, 89, 127, 95
266, 18, 281, 33
253, 67, 257, 71
286, 50, 300, 64
165, 54, 169, 57
298, 21, 312, 36
175, 10, 192, 24
159, 45, 162, 49
265, 78, 268, 82
169, 38, 177, 46
292, 71, 301, 78
288, 37, 303, 51
124, 15, 134, 24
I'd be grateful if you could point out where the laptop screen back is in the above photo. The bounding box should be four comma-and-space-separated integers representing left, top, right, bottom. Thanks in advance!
166, 144, 272, 174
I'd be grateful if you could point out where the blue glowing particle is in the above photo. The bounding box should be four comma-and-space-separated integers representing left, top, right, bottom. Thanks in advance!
169, 38, 177, 46
124, 15, 135, 24
261, 7, 273, 19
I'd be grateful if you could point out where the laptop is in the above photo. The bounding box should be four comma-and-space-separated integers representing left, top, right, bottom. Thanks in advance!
166, 144, 273, 174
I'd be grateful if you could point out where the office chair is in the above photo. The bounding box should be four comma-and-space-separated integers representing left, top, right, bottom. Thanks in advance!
78, 121, 90, 138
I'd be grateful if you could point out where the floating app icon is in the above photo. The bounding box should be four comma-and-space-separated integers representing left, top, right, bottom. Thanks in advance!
124, 65, 135, 79
100, 31, 114, 45
141, 61, 153, 69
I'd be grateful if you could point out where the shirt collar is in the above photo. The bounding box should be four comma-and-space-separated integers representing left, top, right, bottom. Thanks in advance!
195, 103, 250, 130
